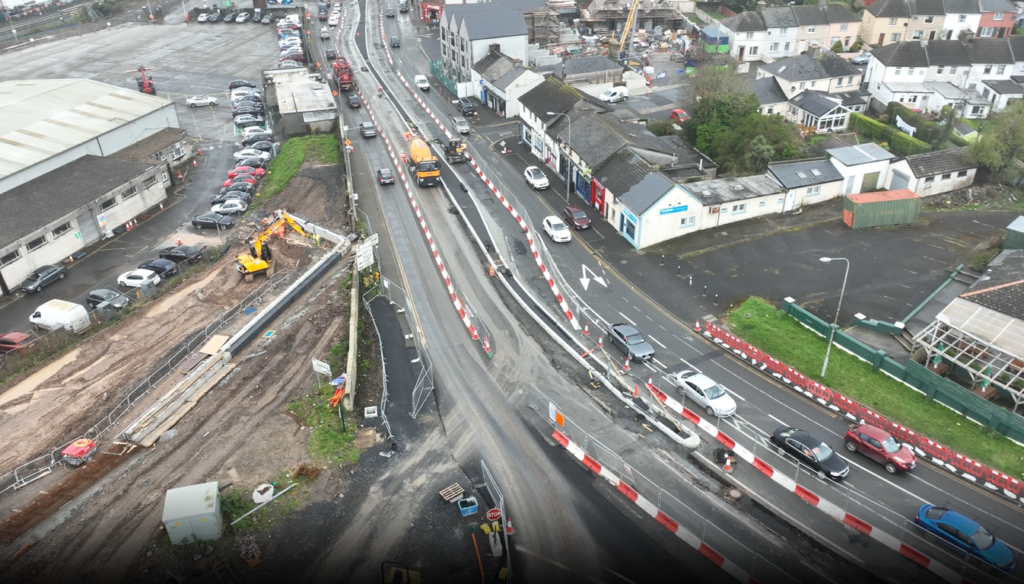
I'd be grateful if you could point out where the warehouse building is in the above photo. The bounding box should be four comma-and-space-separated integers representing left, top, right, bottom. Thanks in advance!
263, 69, 338, 136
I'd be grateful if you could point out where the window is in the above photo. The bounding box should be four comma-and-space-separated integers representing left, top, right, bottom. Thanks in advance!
784, 42, 790, 51
984, 65, 993, 74
950, 67, 957, 74
778, 198, 785, 204
924, 176, 935, 183
891, 33, 902, 42
840, 23, 848, 31
908, 68, 915, 75
440, 29, 446, 40
941, 173, 952, 180
847, 76, 854, 85
680, 216, 695, 227
746, 32, 753, 39
895, 68, 902, 75
770, 42, 779, 51
997, 65, 1006, 74
807, 25, 816, 33
925, 16, 934, 23
750, 46, 759, 55
52, 222, 71, 237
732, 203, 747, 213
957, 170, 969, 177
937, 67, 945, 74
100, 198, 116, 210
142, 176, 156, 188
26, 235, 46, 251
995, 12, 1004, 20
888, 17, 897, 25
913, 30, 923, 39
958, 14, 966, 22
799, 81, 806, 89
789, 105, 798, 114
171, 146, 186, 160
807, 186, 821, 196
972, 105, 984, 114
980, 27, 995, 37
836, 77, 843, 87
0, 250, 20, 267
780, 28, 788, 34
831, 37, 839, 45
759, 201, 766, 207
122, 185, 137, 198
766, 106, 774, 114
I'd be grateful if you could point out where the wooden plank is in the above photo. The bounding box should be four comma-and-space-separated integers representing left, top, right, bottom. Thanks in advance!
199, 334, 230, 355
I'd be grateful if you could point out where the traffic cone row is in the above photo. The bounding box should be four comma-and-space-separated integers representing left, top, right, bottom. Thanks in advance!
125, 220, 134, 231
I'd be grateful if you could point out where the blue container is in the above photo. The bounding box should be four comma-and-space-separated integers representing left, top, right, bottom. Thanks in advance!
458, 496, 478, 517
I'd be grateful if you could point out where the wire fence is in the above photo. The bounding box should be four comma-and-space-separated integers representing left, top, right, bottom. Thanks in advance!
0, 268, 299, 497
362, 293, 394, 441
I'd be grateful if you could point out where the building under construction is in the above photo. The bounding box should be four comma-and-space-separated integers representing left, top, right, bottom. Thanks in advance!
581, 0, 688, 37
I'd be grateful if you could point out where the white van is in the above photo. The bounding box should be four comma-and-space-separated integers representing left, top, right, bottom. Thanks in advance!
414, 74, 430, 91
29, 299, 91, 334
283, 14, 301, 25
599, 87, 628, 103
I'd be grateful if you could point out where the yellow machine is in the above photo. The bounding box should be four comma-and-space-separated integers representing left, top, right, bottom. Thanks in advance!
610, 0, 642, 61
235, 210, 310, 279
408, 137, 440, 186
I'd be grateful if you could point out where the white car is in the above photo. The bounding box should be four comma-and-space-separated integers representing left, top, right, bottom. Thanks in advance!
279, 39, 302, 48
414, 75, 430, 91
212, 200, 249, 215
231, 86, 259, 97
241, 126, 270, 137
197, 12, 209, 22
328, 16, 339, 26
233, 148, 272, 161
186, 95, 218, 108
542, 216, 571, 243
118, 269, 161, 288
524, 166, 549, 190
667, 370, 737, 418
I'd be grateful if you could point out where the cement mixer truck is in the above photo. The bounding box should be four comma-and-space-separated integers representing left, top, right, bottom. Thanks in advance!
408, 138, 440, 187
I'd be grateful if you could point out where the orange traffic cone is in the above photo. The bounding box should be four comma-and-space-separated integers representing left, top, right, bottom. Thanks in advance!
68, 255, 74, 263
175, 237, 182, 246
695, 320, 701, 332
505, 516, 515, 535
583, 324, 589, 336
623, 358, 629, 373
723, 456, 733, 474
489, 265, 495, 277
193, 159, 197, 167
633, 384, 638, 398
597, 335, 602, 348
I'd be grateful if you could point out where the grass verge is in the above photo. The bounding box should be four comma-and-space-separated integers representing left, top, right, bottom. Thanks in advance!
287, 340, 360, 467
727, 297, 1024, 479
256, 135, 341, 206
220, 469, 316, 534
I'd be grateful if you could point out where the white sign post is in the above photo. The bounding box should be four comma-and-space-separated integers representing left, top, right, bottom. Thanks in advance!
356, 233, 379, 271
312, 358, 331, 391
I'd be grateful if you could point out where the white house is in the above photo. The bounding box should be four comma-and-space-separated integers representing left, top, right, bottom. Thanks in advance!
767, 158, 845, 211
827, 143, 898, 194
884, 147, 978, 194
440, 4, 528, 97
471, 46, 543, 117
941, 0, 983, 39
718, 4, 861, 62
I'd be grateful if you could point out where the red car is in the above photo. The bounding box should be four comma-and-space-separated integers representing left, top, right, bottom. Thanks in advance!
0, 332, 33, 354
669, 108, 690, 124
562, 205, 591, 230
844, 423, 916, 474
228, 166, 266, 179
223, 175, 257, 188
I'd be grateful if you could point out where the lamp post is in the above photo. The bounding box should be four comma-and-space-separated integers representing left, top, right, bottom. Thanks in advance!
546, 111, 572, 203
819, 257, 849, 380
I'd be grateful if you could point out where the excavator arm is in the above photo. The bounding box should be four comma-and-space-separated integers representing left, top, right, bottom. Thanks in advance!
234, 211, 310, 277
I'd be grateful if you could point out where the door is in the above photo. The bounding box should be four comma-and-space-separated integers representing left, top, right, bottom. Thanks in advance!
859, 433, 886, 463
863, 171, 880, 191
784, 190, 796, 212
929, 30, 936, 40
76, 211, 100, 244
891, 170, 910, 190
878, 33, 885, 45
686, 381, 707, 408
787, 438, 818, 470
844, 175, 856, 195
738, 46, 745, 60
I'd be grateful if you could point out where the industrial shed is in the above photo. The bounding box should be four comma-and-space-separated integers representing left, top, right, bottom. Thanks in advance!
263, 69, 338, 136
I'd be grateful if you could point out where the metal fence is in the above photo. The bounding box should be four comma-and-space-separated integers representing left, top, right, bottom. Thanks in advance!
0, 268, 299, 497
429, 59, 457, 95
362, 293, 394, 442
481, 460, 512, 582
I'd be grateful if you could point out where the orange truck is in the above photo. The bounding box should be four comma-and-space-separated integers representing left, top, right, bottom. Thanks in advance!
408, 138, 440, 187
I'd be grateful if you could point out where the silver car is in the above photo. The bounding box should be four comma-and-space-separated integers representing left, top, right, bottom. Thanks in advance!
452, 116, 470, 135
186, 95, 219, 107
668, 370, 737, 418
608, 323, 655, 362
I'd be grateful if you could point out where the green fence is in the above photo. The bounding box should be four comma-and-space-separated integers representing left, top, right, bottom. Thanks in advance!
429, 60, 457, 96
783, 300, 1024, 444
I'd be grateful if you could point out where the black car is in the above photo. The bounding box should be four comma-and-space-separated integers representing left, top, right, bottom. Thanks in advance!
233, 107, 262, 118
242, 133, 273, 146
359, 122, 376, 137
206, 11, 222, 22
236, 157, 267, 169
211, 191, 253, 205
138, 258, 179, 278
458, 97, 476, 115
385, 7, 395, 16
326, 49, 337, 60
193, 213, 236, 229
20, 264, 67, 293
377, 169, 394, 184
86, 288, 130, 309
249, 141, 274, 152
229, 80, 257, 90
219, 183, 255, 196
222, 12, 237, 22
159, 245, 205, 264
347, 95, 361, 108
770, 426, 850, 481
390, 36, 400, 47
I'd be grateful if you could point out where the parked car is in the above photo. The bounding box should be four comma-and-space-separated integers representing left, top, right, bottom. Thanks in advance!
186, 95, 218, 108
223, 175, 257, 188
667, 370, 737, 418
229, 80, 257, 90
0, 332, 35, 354
452, 116, 469, 134
385, 7, 395, 16
228, 166, 266, 179
458, 97, 476, 115
359, 122, 376, 137
118, 269, 161, 288
248, 141, 275, 152
844, 423, 916, 474
377, 168, 394, 184
261, 14, 274, 24
233, 100, 265, 112
241, 126, 271, 137
915, 505, 1015, 572
278, 53, 305, 64
328, 15, 339, 26
234, 115, 266, 128
770, 425, 850, 480
562, 205, 591, 230
326, 49, 337, 60
242, 132, 273, 146
277, 61, 302, 69
222, 12, 237, 22
211, 191, 253, 205
206, 11, 222, 22
138, 258, 179, 278
850, 53, 871, 65
607, 323, 655, 362
347, 94, 361, 108
236, 12, 251, 22
193, 213, 236, 229
234, 148, 271, 161
523, 166, 549, 190
235, 157, 267, 169
86, 289, 130, 309
20, 264, 66, 293
669, 108, 689, 124
390, 36, 400, 47
232, 107, 263, 118
160, 245, 205, 264
197, 12, 209, 22
542, 216, 571, 243
219, 182, 256, 196
212, 200, 249, 215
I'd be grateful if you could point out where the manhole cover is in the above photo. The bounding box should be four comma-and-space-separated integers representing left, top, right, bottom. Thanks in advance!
725, 489, 742, 501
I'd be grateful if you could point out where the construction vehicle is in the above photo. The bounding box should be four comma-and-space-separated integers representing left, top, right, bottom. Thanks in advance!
408, 137, 440, 186
333, 57, 354, 91
61, 438, 97, 467
609, 0, 642, 65
235, 210, 310, 280
128, 66, 156, 95
436, 138, 466, 163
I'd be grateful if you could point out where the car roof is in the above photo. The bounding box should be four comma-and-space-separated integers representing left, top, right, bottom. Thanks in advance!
933, 508, 980, 532
565, 204, 583, 212
89, 288, 117, 296
0, 332, 30, 342
612, 323, 638, 335
855, 424, 891, 440
683, 372, 716, 390
132, 269, 156, 276
142, 258, 174, 266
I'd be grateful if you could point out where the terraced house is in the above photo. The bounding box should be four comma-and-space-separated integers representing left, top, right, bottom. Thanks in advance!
717, 0, 861, 62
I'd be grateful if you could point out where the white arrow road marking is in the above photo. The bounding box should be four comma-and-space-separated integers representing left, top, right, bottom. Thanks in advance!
580, 264, 607, 290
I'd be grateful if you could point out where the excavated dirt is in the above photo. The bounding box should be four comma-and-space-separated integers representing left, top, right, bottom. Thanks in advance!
273, 163, 349, 232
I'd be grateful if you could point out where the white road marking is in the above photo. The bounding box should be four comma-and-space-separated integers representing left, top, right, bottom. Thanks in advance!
647, 335, 666, 348
768, 413, 787, 427
516, 545, 609, 583
617, 312, 636, 326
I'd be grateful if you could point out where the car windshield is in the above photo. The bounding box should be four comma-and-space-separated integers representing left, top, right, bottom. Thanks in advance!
812, 442, 834, 462
550, 221, 567, 230
881, 435, 901, 453
972, 525, 996, 550
381, 171, 392, 177
625, 333, 645, 345
419, 161, 439, 172
572, 210, 587, 219
703, 382, 726, 400
529, 170, 542, 179
25, 273, 41, 281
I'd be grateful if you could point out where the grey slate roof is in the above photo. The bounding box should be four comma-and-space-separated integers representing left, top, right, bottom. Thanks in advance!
619, 172, 676, 216
556, 113, 625, 168
791, 4, 830, 25
866, 0, 910, 18
720, 5, 858, 31
493, 67, 528, 91
761, 7, 799, 28
751, 77, 788, 106
870, 42, 930, 67
970, 38, 1014, 64
459, 12, 527, 40
519, 78, 584, 124
790, 92, 844, 117
1008, 36, 1024, 60
683, 175, 784, 206
978, 0, 1016, 11
870, 39, 1017, 67
472, 50, 518, 82
760, 53, 860, 83
909, 0, 945, 15
768, 158, 844, 188
954, 121, 978, 136
553, 56, 622, 78
594, 148, 654, 196
942, 0, 980, 13
985, 79, 1024, 94
960, 249, 1024, 321
827, 143, 896, 165
0, 155, 157, 249
905, 147, 976, 176
720, 11, 766, 32
924, 40, 975, 66
822, 3, 861, 22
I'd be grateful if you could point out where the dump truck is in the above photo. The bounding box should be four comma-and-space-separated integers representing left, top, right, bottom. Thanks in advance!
408, 138, 440, 186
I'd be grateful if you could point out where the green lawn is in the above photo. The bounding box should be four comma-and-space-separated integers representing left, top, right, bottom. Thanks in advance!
257, 135, 340, 205
727, 297, 1024, 479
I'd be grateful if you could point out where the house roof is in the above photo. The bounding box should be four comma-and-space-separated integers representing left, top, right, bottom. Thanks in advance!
768, 158, 844, 188
871, 39, 1017, 67
834, 88, 870, 106
473, 50, 519, 83
984, 79, 1024, 94
519, 77, 585, 124
619, 172, 676, 216
978, 0, 1016, 12
866, 0, 910, 18
970, 38, 1014, 64
941, 0, 980, 13
909, 0, 946, 15
954, 121, 978, 136
558, 113, 625, 168
790, 91, 844, 117
760, 53, 861, 83
827, 143, 895, 165
1008, 36, 1024, 61
110, 127, 187, 164
493, 67, 529, 91
751, 77, 788, 106
904, 147, 976, 176
720, 11, 766, 32
791, 4, 830, 25
720, 5, 858, 32
870, 42, 931, 67
594, 148, 654, 195
552, 56, 622, 78
761, 6, 799, 28
924, 40, 975, 66
459, 12, 527, 40
960, 249, 1024, 321
822, 4, 861, 23
683, 175, 784, 206
808, 134, 854, 157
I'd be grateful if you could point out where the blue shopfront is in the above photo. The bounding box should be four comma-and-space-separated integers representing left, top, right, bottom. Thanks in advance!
619, 207, 640, 247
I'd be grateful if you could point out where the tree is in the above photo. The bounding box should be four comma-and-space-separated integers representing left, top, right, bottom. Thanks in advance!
744, 136, 778, 174
681, 93, 760, 150
831, 40, 844, 53
685, 59, 750, 104
967, 99, 1024, 184
710, 113, 806, 175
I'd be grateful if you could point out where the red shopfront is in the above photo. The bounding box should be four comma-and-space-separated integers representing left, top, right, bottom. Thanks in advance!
590, 177, 607, 217
421, 2, 441, 21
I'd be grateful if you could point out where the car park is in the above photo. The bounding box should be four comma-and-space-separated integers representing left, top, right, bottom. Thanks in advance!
326, 49, 337, 60
562, 205, 591, 229
0, 332, 35, 354
542, 216, 571, 243
523, 166, 549, 190
211, 191, 252, 205
186, 95, 218, 108
914, 505, 1014, 572
452, 116, 469, 134
359, 122, 376, 137
234, 115, 266, 128
197, 12, 209, 22
228, 166, 266, 178
236, 12, 251, 22
229, 80, 257, 90
607, 323, 655, 362
415, 75, 430, 90
377, 169, 394, 184
86, 289, 130, 310
844, 423, 916, 474
223, 175, 257, 188
458, 97, 476, 115
138, 258, 179, 278
234, 148, 271, 161
20, 265, 66, 293
219, 182, 256, 196
212, 200, 248, 215
248, 141, 275, 152
222, 12, 237, 22
770, 426, 850, 480
261, 14, 274, 24
193, 213, 236, 229
118, 269, 161, 288
347, 94, 361, 108
390, 36, 401, 47
669, 108, 689, 124
667, 370, 737, 417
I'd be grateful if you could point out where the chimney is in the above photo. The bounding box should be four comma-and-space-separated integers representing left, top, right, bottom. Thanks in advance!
959, 29, 975, 43
757, 0, 766, 12
817, 0, 826, 6
489, 42, 501, 53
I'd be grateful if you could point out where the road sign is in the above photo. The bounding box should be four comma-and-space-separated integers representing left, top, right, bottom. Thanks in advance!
363, 232, 380, 247
486, 508, 502, 521
356, 242, 374, 270
312, 358, 331, 376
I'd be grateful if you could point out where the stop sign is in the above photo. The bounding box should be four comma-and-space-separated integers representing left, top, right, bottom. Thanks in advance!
486, 508, 502, 521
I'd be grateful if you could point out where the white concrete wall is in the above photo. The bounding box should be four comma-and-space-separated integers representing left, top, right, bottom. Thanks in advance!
503, 70, 544, 117
833, 159, 892, 194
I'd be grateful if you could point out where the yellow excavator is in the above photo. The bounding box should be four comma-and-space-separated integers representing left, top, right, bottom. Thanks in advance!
235, 210, 310, 280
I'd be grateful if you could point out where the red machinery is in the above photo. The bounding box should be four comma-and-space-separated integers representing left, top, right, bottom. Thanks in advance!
332, 57, 354, 91
129, 66, 156, 95
61, 438, 97, 467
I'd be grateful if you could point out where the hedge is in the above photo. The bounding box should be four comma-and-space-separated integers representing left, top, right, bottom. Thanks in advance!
848, 113, 932, 155
885, 103, 946, 144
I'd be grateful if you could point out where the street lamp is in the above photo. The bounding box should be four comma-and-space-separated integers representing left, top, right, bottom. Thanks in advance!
546, 111, 572, 203
819, 257, 849, 380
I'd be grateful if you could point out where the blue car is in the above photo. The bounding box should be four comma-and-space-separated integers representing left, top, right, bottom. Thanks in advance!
915, 504, 1015, 572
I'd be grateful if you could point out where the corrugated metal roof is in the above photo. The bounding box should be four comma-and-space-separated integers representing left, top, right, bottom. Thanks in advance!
827, 143, 895, 165
847, 189, 919, 203
0, 79, 174, 184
